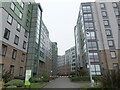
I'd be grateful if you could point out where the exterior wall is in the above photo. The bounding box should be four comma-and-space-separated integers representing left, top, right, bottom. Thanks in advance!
75, 1, 120, 76
0, 1, 33, 77
2, 42, 26, 77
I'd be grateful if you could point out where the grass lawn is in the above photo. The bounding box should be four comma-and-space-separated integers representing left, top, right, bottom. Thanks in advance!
80, 83, 101, 88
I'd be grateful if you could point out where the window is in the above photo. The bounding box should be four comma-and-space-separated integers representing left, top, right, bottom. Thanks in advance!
85, 22, 94, 29
89, 52, 99, 62
114, 10, 119, 16
86, 31, 95, 39
15, 7, 23, 19
26, 19, 29, 27
18, 0, 24, 8
2, 44, 7, 56
40, 51, 44, 58
21, 53, 25, 62
72, 59, 75, 62
19, 67, 23, 76
23, 41, 26, 49
100, 3, 105, 9
4, 28, 10, 40
88, 42, 97, 50
7, 14, 13, 24
108, 40, 114, 47
10, 65, 14, 74
19, 12, 23, 19
10, 2, 15, 11
14, 35, 19, 45
113, 63, 118, 69
16, 23, 21, 32
102, 11, 107, 17
106, 29, 112, 36
24, 31, 28, 38
112, 2, 117, 8
0, 64, 3, 74
72, 56, 75, 58
110, 51, 116, 58
104, 20, 109, 26
83, 14, 92, 21
12, 49, 17, 59
82, 6, 91, 13
91, 64, 101, 75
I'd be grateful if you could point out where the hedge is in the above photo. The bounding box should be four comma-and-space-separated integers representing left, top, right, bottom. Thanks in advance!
5, 79, 24, 87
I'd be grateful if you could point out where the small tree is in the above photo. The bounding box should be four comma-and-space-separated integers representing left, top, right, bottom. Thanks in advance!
2, 70, 13, 83
101, 69, 120, 89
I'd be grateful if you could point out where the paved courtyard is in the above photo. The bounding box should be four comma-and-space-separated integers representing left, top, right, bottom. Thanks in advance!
43, 77, 89, 88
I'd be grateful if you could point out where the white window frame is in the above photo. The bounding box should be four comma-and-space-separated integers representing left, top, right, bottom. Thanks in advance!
7, 14, 13, 24
14, 35, 19, 45
12, 49, 17, 59
108, 40, 114, 47
110, 51, 116, 58
10, 2, 15, 11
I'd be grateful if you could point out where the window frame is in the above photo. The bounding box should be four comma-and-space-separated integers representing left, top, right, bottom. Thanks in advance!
110, 51, 116, 58
112, 2, 117, 8
105, 29, 112, 36
2, 44, 7, 56
12, 49, 17, 59
102, 11, 107, 17
23, 41, 26, 49
7, 14, 13, 25
100, 3, 105, 9
4, 28, 10, 40
16, 23, 21, 32
103, 20, 110, 26
14, 35, 19, 45
10, 2, 15, 11
108, 40, 114, 47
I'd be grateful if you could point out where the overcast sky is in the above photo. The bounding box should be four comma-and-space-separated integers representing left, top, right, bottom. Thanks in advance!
35, 0, 95, 55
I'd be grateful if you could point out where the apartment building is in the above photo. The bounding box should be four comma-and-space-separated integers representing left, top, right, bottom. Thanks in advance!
65, 46, 76, 74
74, 0, 120, 75
52, 42, 58, 76
39, 21, 52, 77
57, 55, 66, 75
0, 0, 35, 78
57, 46, 77, 75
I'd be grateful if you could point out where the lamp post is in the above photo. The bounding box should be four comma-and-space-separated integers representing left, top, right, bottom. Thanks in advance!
85, 28, 94, 87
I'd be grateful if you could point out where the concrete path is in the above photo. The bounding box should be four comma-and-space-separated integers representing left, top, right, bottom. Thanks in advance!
43, 77, 88, 88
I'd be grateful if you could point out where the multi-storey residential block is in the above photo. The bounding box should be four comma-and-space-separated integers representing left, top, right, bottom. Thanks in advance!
0, 0, 55, 79
75, 0, 120, 75
0, 0, 34, 78
57, 46, 77, 76
57, 55, 66, 75
65, 46, 76, 74
52, 42, 58, 76
39, 21, 52, 77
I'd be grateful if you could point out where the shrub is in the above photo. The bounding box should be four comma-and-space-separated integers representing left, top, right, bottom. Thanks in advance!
5, 79, 24, 87
14, 76, 25, 80
30, 78, 42, 83
70, 76, 90, 81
